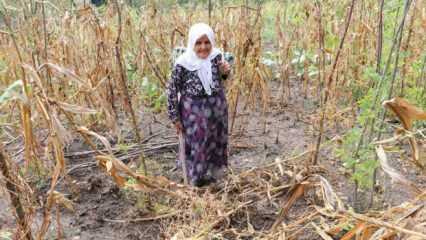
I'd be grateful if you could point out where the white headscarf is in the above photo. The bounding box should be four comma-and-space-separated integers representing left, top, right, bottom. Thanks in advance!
176, 23, 221, 95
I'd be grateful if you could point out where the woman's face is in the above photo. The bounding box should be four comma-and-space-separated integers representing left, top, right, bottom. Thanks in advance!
194, 34, 212, 59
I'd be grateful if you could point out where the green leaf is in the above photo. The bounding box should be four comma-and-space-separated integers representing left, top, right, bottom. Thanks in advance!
291, 54, 305, 65
0, 80, 23, 107
154, 203, 169, 214
325, 34, 339, 50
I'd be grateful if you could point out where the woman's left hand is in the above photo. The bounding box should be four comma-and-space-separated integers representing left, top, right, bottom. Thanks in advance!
219, 60, 230, 76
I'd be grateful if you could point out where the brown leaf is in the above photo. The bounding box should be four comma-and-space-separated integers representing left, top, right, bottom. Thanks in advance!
341, 222, 365, 240
311, 222, 333, 240
373, 128, 405, 145
40, 63, 91, 89
402, 217, 426, 240
96, 156, 127, 187
325, 219, 350, 235
375, 145, 423, 197
54, 100, 98, 115
275, 157, 285, 176
319, 176, 344, 211
382, 97, 426, 168
78, 127, 113, 154
49, 191, 75, 212
271, 177, 311, 231
361, 225, 377, 240
51, 110, 72, 147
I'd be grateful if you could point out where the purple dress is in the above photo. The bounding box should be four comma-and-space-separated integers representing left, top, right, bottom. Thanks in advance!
167, 55, 228, 183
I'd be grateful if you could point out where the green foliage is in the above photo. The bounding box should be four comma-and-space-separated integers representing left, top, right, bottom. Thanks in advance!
125, 177, 147, 209
290, 49, 321, 78
325, 33, 340, 52
126, 176, 137, 186
0, 58, 6, 71
0, 80, 23, 108
116, 142, 132, 153
192, 205, 203, 217
124, 52, 166, 113
357, 88, 377, 125
334, 125, 378, 189
135, 193, 147, 209
139, 77, 167, 113
153, 203, 169, 214
352, 159, 380, 188
404, 87, 426, 110
261, 1, 280, 43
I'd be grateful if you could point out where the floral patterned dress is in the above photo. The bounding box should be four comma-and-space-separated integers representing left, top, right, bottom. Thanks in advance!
167, 55, 228, 183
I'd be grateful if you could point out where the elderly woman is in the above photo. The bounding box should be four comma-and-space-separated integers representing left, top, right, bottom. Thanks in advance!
167, 23, 231, 187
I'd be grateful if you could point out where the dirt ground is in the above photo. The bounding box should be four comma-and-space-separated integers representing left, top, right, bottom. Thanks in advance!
1, 79, 425, 239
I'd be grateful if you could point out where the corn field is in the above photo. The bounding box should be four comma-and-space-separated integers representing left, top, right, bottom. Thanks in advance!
0, 0, 425, 239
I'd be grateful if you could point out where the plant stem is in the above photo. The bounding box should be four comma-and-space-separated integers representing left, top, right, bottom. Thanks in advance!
313, 0, 356, 165
42, 1, 51, 89
419, 55, 426, 98
2, 4, 36, 170
375, 0, 384, 78
368, 0, 412, 209
114, 2, 147, 175
400, 2, 415, 97
0, 143, 33, 240
349, 0, 411, 208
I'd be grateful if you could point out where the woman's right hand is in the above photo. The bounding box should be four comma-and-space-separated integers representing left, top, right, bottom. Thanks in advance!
173, 121, 183, 134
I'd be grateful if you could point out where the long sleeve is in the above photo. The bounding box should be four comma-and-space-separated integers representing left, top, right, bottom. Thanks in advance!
167, 65, 182, 124
213, 55, 229, 82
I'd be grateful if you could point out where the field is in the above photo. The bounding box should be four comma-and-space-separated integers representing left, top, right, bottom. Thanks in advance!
0, 0, 425, 239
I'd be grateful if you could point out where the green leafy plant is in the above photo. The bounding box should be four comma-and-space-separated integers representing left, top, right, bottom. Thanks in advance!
153, 203, 169, 214
334, 127, 379, 189
124, 177, 147, 209
139, 77, 166, 113
116, 142, 132, 153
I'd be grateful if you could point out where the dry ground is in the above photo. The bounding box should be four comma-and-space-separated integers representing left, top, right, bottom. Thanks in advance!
1, 79, 424, 239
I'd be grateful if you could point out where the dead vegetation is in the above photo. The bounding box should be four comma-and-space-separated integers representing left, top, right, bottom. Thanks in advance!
0, 0, 425, 239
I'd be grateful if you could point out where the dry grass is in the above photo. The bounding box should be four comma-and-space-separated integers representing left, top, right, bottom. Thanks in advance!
0, 0, 425, 239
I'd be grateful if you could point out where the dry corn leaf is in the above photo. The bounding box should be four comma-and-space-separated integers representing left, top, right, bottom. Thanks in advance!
51, 110, 72, 147
275, 157, 284, 176
78, 127, 113, 154
49, 191, 75, 212
170, 231, 186, 240
402, 217, 426, 240
21, 63, 48, 97
95, 155, 164, 193
311, 222, 333, 240
340, 209, 426, 239
40, 63, 91, 89
361, 225, 377, 240
373, 128, 405, 145
341, 221, 365, 240
325, 218, 350, 235
319, 175, 344, 210
54, 99, 98, 115
271, 177, 311, 231
375, 145, 423, 197
96, 156, 127, 187
382, 97, 426, 169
